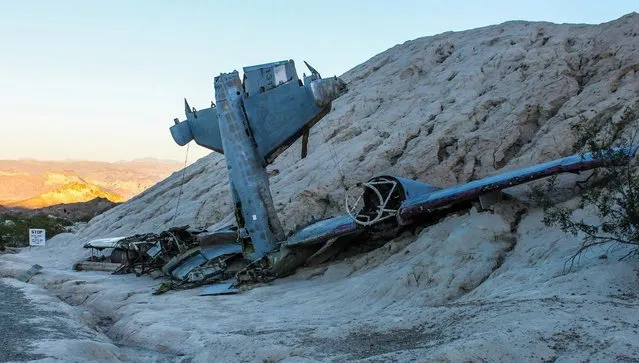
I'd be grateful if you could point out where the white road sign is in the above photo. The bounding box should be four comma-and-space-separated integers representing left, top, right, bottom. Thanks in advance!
29, 229, 46, 246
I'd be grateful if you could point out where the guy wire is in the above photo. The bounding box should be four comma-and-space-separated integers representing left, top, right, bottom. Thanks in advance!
318, 121, 348, 190
172, 143, 190, 225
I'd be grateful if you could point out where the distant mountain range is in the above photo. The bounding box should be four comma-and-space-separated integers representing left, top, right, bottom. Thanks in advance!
0, 159, 183, 209
4, 179, 125, 208
4, 197, 119, 222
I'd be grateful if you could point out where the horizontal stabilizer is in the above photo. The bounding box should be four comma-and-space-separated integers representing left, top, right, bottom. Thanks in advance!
170, 106, 224, 154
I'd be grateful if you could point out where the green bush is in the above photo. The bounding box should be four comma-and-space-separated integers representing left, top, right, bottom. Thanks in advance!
532, 106, 639, 270
0, 214, 73, 248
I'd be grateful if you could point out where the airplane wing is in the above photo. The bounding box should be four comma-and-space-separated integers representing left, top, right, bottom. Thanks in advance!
283, 146, 638, 250
283, 215, 363, 248
397, 146, 638, 225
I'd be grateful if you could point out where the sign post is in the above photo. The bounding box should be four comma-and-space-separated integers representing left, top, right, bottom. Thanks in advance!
28, 229, 46, 247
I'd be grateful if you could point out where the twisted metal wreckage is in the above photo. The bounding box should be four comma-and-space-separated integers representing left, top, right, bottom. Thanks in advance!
77, 60, 638, 295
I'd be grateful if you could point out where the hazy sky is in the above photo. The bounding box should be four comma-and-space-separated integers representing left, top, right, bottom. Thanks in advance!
0, 1, 636, 162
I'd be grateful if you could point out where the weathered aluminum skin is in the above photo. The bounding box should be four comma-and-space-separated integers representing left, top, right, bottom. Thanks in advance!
199, 282, 240, 296
171, 252, 208, 280
170, 60, 345, 163
214, 71, 285, 260
170, 100, 224, 153
243, 60, 297, 96
390, 176, 442, 200
347, 175, 442, 226
197, 229, 237, 248
165, 243, 242, 281
243, 79, 328, 162
146, 243, 162, 258
397, 146, 639, 225
309, 77, 348, 107
17, 264, 43, 282
83, 237, 126, 249
200, 244, 242, 260
285, 215, 361, 247
170, 60, 347, 262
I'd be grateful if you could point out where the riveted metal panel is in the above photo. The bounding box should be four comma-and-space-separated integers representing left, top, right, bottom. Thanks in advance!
243, 80, 327, 163
171, 107, 224, 153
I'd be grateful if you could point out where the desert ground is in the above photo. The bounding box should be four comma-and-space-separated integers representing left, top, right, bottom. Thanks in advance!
1, 13, 639, 362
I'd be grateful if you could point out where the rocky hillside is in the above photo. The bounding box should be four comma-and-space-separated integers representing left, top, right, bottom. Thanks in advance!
73, 13, 639, 240
5, 180, 124, 209
0, 159, 182, 207
32, 197, 117, 221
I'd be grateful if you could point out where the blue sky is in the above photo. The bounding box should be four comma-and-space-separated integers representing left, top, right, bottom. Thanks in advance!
0, 1, 636, 162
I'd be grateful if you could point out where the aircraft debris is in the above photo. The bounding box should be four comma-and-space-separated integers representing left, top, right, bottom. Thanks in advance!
78, 225, 247, 294
199, 282, 240, 296
76, 59, 639, 296
17, 264, 42, 283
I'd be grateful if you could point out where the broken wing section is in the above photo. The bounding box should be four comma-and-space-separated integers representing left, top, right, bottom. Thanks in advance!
162, 228, 243, 283
170, 101, 224, 154
397, 146, 638, 225
284, 215, 362, 248
271, 215, 363, 277
83, 237, 126, 250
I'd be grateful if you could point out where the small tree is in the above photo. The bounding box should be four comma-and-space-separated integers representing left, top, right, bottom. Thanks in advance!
532, 105, 639, 271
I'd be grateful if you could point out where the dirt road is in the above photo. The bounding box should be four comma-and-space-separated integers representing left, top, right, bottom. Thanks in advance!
0, 280, 56, 361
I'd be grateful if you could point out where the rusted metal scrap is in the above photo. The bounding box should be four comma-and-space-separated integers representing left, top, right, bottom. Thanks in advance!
76, 227, 196, 275
77, 225, 248, 294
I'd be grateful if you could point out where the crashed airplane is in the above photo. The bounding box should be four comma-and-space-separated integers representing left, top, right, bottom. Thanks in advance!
78, 59, 637, 295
